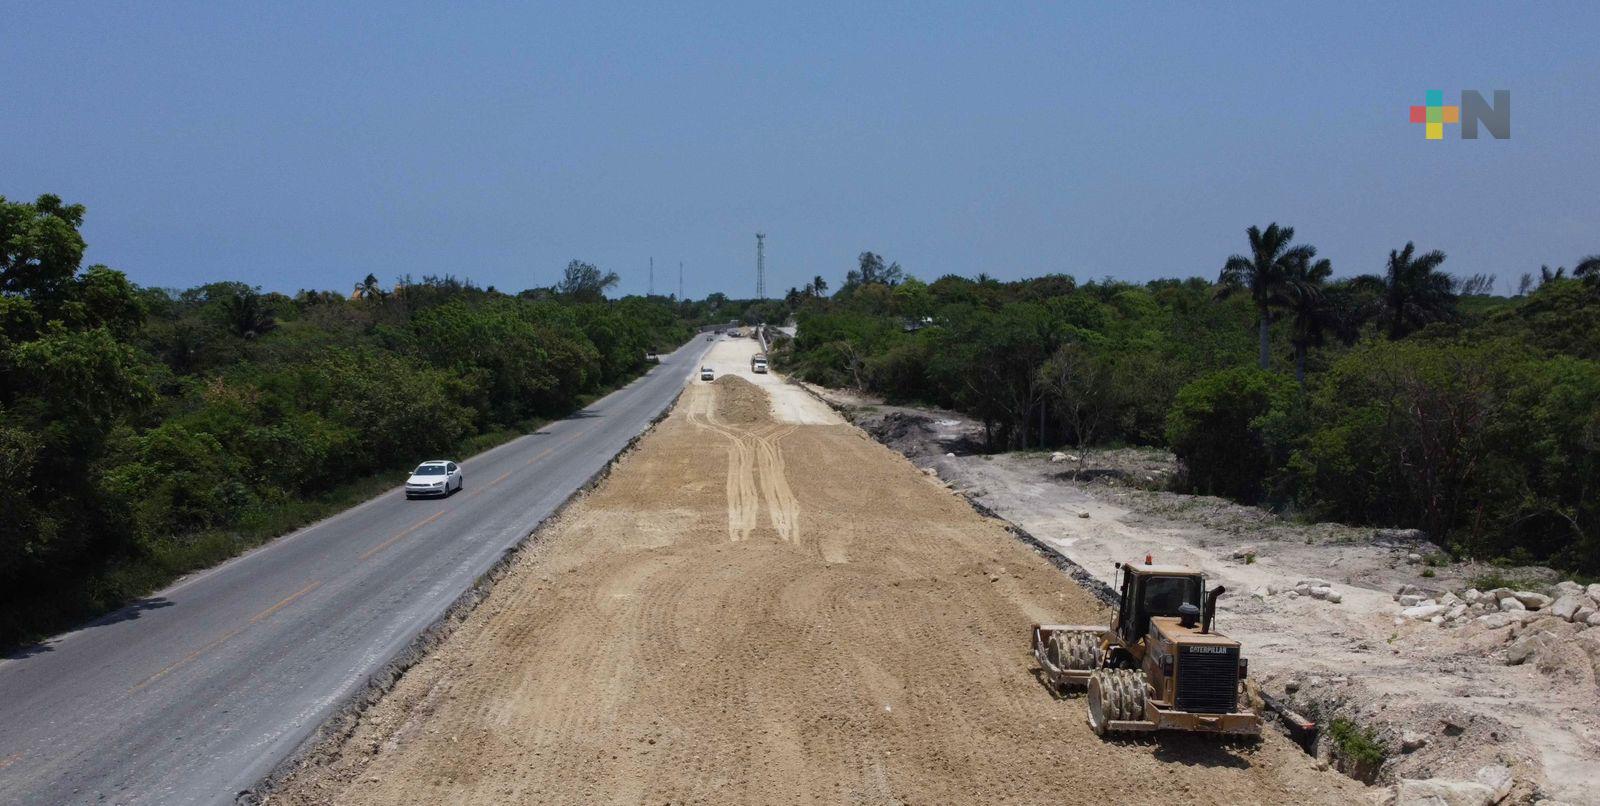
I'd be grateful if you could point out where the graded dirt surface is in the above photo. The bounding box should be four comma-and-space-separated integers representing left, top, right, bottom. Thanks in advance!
269, 364, 1361, 805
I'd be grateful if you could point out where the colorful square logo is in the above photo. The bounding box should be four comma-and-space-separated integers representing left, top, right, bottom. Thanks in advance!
1410, 90, 1461, 140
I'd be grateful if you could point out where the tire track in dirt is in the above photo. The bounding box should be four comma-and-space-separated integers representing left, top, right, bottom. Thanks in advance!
268, 377, 1367, 806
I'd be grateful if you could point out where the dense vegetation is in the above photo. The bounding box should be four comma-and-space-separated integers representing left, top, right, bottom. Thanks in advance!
779, 243, 1600, 574
0, 194, 705, 647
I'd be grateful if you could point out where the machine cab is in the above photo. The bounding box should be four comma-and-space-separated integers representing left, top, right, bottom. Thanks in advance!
1112, 562, 1205, 649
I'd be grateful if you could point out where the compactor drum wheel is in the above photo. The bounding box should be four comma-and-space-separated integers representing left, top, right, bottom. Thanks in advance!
1086, 669, 1147, 736
1046, 631, 1098, 670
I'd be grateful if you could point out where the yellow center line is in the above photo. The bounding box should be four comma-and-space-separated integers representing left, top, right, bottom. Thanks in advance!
249, 579, 323, 623
128, 580, 323, 693
520, 426, 591, 466
358, 510, 446, 561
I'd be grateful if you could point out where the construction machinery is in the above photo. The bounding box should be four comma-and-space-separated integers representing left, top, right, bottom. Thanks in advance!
1032, 558, 1262, 738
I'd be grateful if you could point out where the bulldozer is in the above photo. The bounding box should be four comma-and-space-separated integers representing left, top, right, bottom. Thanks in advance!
1031, 557, 1262, 738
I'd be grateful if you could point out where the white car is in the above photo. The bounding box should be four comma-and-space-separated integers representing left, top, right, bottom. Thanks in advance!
405, 460, 462, 499
700, 366, 714, 381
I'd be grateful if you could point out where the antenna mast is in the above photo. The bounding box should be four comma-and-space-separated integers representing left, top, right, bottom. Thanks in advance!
755, 233, 766, 299
648, 257, 654, 296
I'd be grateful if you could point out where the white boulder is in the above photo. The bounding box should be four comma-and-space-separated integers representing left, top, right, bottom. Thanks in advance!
1403, 604, 1449, 620
1049, 452, 1067, 462
1499, 598, 1526, 612
1550, 594, 1586, 621
1462, 588, 1482, 604
1231, 546, 1257, 561
1326, 591, 1343, 604
1506, 632, 1554, 665
1310, 586, 1333, 600
1475, 764, 1513, 801
1513, 591, 1552, 610
1574, 607, 1596, 625
1475, 612, 1519, 629
1588, 612, 1600, 627
1587, 583, 1600, 604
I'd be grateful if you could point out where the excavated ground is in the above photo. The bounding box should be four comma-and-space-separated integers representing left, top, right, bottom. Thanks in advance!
269, 374, 1360, 805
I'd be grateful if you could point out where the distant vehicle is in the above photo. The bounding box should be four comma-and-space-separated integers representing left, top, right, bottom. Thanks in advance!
645, 351, 660, 364
751, 354, 768, 373
728, 329, 743, 337
700, 366, 715, 381
705, 334, 714, 341
405, 460, 462, 499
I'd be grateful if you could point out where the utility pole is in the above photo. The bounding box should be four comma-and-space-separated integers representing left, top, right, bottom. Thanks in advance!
755, 233, 766, 300
648, 257, 654, 296
678, 261, 684, 300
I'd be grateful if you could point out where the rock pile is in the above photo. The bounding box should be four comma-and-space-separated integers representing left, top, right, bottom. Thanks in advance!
1253, 578, 1343, 604
1393, 581, 1600, 632
1392, 580, 1600, 688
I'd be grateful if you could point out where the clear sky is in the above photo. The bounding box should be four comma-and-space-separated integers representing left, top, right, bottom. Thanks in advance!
3, 2, 1596, 298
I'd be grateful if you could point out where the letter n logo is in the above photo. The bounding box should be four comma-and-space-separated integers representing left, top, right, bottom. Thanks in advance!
1461, 90, 1510, 139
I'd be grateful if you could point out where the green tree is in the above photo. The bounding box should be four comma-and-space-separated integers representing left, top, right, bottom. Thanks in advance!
0, 194, 88, 301
1166, 367, 1299, 503
1215, 223, 1318, 370
555, 260, 619, 303
222, 291, 278, 339
1355, 242, 1457, 339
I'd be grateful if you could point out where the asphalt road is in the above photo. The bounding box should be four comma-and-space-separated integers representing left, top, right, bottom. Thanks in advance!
0, 336, 716, 805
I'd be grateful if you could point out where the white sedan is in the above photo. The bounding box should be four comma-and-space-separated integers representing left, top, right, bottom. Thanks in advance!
405, 460, 463, 499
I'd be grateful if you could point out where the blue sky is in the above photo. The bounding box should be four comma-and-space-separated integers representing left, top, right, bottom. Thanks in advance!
2, 2, 1596, 298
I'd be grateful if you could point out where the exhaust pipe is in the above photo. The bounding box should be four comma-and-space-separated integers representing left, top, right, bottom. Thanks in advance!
1201, 586, 1226, 634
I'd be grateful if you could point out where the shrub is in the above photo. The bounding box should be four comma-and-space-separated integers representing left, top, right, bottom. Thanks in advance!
1165, 367, 1299, 503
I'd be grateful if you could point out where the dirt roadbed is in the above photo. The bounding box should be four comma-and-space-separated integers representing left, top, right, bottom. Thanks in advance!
267, 365, 1357, 804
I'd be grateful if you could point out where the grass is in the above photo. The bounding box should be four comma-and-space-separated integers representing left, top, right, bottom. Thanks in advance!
1468, 570, 1536, 591
1328, 717, 1387, 778
1420, 568, 1435, 578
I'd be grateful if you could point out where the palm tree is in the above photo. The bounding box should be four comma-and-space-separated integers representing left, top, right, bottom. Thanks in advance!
1282, 258, 1331, 386
1572, 255, 1600, 292
811, 275, 829, 297
1283, 266, 1373, 387
222, 292, 277, 339
1354, 242, 1456, 339
1216, 223, 1318, 370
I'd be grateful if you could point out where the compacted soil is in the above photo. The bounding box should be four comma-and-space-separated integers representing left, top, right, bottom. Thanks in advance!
270, 353, 1358, 805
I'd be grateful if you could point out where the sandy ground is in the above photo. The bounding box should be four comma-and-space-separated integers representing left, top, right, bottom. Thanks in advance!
268, 350, 1359, 805
813, 389, 1600, 804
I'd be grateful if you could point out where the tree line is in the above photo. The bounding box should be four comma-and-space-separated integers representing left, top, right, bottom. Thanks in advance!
778, 241, 1600, 573
0, 194, 698, 648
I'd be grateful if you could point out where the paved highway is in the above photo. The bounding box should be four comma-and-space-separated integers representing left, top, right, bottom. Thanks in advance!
0, 336, 716, 805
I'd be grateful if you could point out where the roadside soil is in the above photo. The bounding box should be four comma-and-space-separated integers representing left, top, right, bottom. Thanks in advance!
268, 340, 1358, 805
810, 386, 1600, 804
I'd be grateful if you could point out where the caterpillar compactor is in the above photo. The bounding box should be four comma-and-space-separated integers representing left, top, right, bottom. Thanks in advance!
1032, 558, 1262, 737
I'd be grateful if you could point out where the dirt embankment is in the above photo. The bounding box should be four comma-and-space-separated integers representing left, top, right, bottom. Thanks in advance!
270, 378, 1359, 805
712, 374, 772, 424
